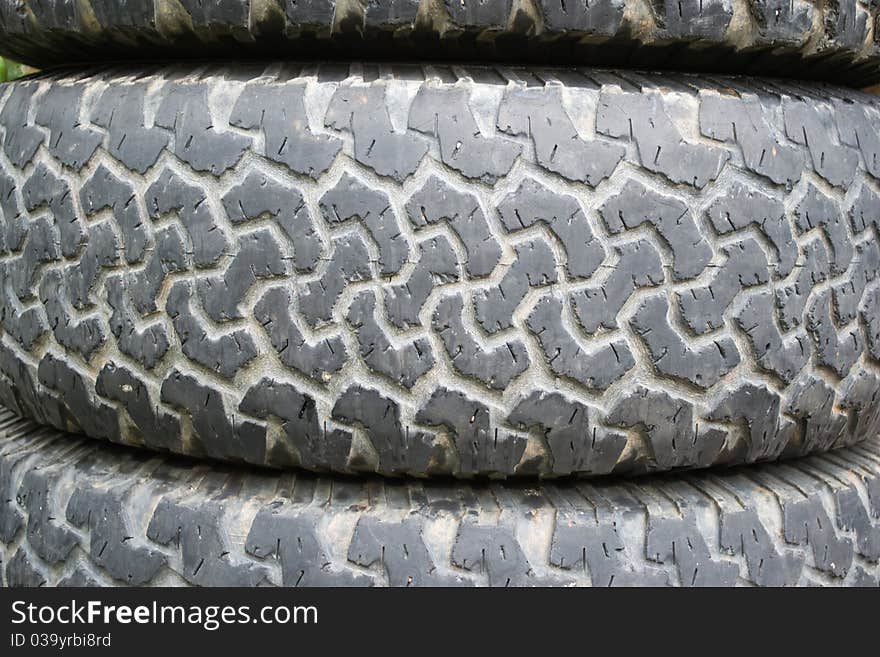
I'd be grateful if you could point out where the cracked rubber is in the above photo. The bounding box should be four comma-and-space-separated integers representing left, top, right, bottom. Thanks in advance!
2, 407, 880, 587
2, 63, 880, 479
1, 1, 880, 86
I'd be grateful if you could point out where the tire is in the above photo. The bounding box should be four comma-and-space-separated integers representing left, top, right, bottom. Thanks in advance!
2, 64, 880, 479
2, 407, 880, 587
1, 1, 880, 86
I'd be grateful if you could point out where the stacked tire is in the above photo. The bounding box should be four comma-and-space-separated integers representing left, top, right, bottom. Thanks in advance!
1, 0, 880, 587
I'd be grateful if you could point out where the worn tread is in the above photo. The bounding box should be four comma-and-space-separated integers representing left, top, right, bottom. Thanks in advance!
2, 409, 880, 587
0, 64, 878, 479
1, 1, 880, 85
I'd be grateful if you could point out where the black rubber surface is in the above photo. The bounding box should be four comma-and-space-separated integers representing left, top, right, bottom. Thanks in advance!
2, 63, 880, 479
1, 1, 880, 85
2, 406, 880, 587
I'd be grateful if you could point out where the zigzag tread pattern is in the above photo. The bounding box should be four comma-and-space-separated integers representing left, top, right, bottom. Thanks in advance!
2, 410, 880, 587
1, 64, 880, 479
0, 1, 879, 86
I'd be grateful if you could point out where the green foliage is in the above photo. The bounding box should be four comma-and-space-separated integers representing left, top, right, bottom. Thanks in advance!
0, 57, 30, 82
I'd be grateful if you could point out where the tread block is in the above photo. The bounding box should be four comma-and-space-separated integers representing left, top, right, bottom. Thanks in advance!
416, 388, 527, 476
222, 169, 322, 272
834, 239, 880, 325
706, 383, 795, 463
774, 238, 830, 331
527, 294, 633, 390
66, 484, 167, 585
699, 91, 803, 186
644, 509, 739, 587
254, 285, 348, 380
331, 386, 441, 475
571, 239, 663, 334
196, 228, 288, 322
848, 186, 880, 234
597, 89, 729, 188
37, 353, 120, 443
0, 443, 27, 543
35, 85, 101, 170
758, 475, 855, 578
784, 99, 858, 188
6, 548, 47, 587
548, 488, 669, 586
0, 277, 47, 350
600, 179, 711, 281
124, 225, 188, 315
735, 291, 808, 383
145, 168, 229, 268
838, 371, 880, 451
453, 520, 572, 586
2, 216, 59, 301
160, 369, 266, 464
784, 374, 848, 457
232, 84, 341, 179
0, 85, 44, 168
677, 238, 769, 335
22, 163, 84, 259
320, 173, 409, 275
240, 377, 352, 470
347, 291, 433, 388
406, 175, 500, 278
80, 165, 148, 264
507, 390, 625, 476
254, 286, 348, 381
605, 386, 726, 471
349, 516, 469, 586
62, 222, 119, 310
705, 183, 796, 277
805, 289, 863, 379
834, 101, 880, 180
91, 83, 169, 175
496, 177, 605, 280
384, 236, 459, 329
105, 275, 170, 370
166, 281, 258, 379
247, 505, 372, 586
325, 85, 427, 181
715, 498, 804, 586
474, 238, 557, 334
409, 86, 521, 182
630, 295, 739, 388
793, 184, 853, 275
434, 294, 529, 390
497, 85, 624, 185
0, 344, 67, 429
95, 363, 182, 452
298, 234, 372, 327
861, 289, 880, 363
0, 171, 26, 255
17, 468, 78, 565
147, 490, 271, 587
660, 0, 732, 38
154, 83, 250, 176
39, 269, 107, 360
